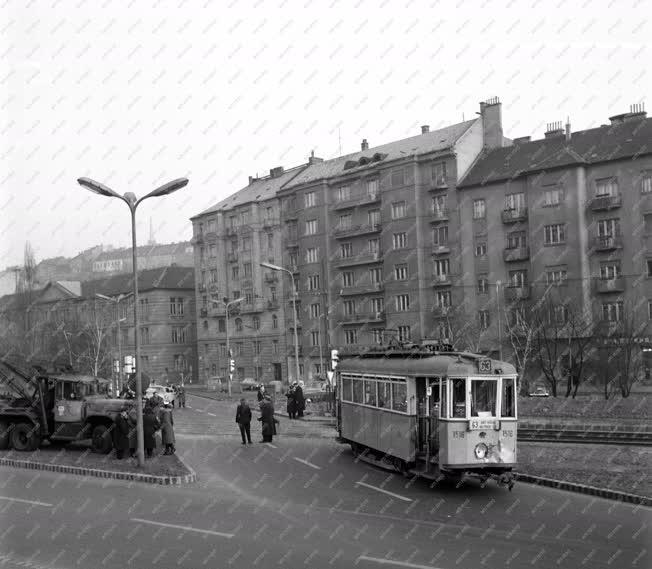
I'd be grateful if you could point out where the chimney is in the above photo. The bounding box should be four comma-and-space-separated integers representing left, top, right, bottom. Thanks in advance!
479, 96, 504, 149
565, 118, 571, 142
609, 103, 647, 125
248, 176, 255, 184
308, 150, 323, 165
421, 125, 430, 134
544, 121, 564, 139
361, 139, 369, 151
269, 166, 284, 178
513, 136, 531, 144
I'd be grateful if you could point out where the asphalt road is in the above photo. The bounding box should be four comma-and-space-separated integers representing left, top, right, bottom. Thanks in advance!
0, 395, 649, 569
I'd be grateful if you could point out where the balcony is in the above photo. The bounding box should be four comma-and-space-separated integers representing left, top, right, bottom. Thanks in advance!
505, 285, 530, 301
431, 305, 450, 317
339, 311, 386, 324
501, 208, 528, 223
337, 251, 383, 267
595, 277, 625, 294
429, 208, 449, 222
199, 308, 208, 317
503, 246, 530, 262
339, 283, 385, 296
264, 272, 279, 283
227, 252, 238, 262
267, 299, 280, 310
191, 234, 204, 244
431, 244, 450, 256
589, 194, 622, 211
432, 274, 451, 287
333, 192, 381, 210
334, 223, 382, 239
240, 299, 266, 313
262, 217, 280, 229
593, 234, 623, 252
225, 226, 238, 236
286, 236, 299, 248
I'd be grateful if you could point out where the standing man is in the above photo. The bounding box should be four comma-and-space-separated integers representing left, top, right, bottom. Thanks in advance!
113, 410, 130, 460
178, 385, 186, 409
258, 395, 278, 443
235, 398, 252, 445
159, 403, 176, 455
294, 381, 305, 418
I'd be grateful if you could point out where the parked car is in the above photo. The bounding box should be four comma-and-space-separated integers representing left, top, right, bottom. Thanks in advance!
145, 384, 176, 405
240, 378, 258, 391
529, 387, 550, 397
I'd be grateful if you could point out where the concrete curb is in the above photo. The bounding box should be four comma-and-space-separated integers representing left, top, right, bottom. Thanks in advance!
516, 472, 651, 507
0, 456, 197, 486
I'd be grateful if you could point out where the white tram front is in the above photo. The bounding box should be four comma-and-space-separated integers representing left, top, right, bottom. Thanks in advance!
335, 344, 517, 489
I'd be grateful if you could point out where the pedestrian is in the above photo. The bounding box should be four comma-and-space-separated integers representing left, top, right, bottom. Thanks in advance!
143, 406, 160, 458
127, 407, 137, 458
258, 395, 278, 443
178, 385, 186, 408
294, 381, 305, 418
159, 403, 176, 455
113, 410, 130, 460
286, 384, 297, 419
235, 398, 253, 445
257, 384, 266, 402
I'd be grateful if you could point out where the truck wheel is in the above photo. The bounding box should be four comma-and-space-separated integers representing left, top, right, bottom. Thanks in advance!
0, 421, 10, 450
91, 425, 113, 454
10, 422, 40, 451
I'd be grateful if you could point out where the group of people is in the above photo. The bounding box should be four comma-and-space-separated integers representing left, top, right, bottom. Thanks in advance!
236, 392, 279, 444
113, 400, 176, 459
285, 381, 305, 419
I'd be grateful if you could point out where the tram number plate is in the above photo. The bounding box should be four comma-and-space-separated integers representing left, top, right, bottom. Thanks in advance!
469, 419, 498, 430
478, 359, 492, 373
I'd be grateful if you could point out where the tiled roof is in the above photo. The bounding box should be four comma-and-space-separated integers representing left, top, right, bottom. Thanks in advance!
81, 266, 195, 297
288, 120, 477, 187
459, 117, 652, 188
193, 165, 310, 219
93, 241, 192, 262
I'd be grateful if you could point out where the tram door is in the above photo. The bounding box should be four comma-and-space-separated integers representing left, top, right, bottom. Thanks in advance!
415, 377, 428, 453
428, 378, 441, 455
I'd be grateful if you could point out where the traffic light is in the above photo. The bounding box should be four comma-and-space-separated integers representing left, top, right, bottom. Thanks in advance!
229, 359, 235, 373
331, 349, 339, 370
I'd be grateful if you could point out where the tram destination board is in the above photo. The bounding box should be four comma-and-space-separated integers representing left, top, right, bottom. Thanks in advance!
469, 418, 500, 430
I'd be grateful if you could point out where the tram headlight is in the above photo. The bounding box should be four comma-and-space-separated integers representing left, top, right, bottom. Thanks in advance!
474, 443, 488, 459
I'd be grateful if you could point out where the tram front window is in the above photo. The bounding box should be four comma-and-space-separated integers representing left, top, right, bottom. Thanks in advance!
452, 379, 466, 418
501, 377, 516, 418
471, 379, 497, 417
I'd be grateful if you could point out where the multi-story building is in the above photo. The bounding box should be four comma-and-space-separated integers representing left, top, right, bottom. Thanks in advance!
91, 241, 194, 274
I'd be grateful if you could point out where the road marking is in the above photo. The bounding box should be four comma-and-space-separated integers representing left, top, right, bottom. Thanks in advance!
195, 409, 204, 413
0, 495, 53, 507
354, 481, 413, 502
357, 556, 442, 569
293, 457, 321, 470
131, 518, 234, 538
207, 412, 216, 416
267, 443, 278, 448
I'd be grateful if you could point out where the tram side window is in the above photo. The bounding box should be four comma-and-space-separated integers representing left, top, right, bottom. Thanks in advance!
342, 376, 353, 402
501, 378, 515, 418
391, 382, 407, 413
352, 378, 364, 404
364, 380, 377, 406
441, 381, 448, 418
471, 379, 497, 417
452, 379, 466, 418
378, 382, 391, 408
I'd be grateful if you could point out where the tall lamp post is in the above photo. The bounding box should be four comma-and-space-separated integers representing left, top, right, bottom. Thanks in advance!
260, 262, 300, 384
78, 176, 188, 467
210, 296, 244, 396
95, 293, 131, 395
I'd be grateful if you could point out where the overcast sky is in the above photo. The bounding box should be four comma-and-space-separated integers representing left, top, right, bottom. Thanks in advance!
0, 0, 649, 269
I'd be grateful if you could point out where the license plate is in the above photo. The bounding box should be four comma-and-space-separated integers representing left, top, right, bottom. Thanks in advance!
469, 419, 498, 430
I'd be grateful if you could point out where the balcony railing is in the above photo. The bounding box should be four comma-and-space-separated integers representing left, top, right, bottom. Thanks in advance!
339, 283, 384, 296
595, 277, 625, 294
589, 194, 622, 211
503, 246, 530, 262
337, 251, 383, 267
505, 285, 530, 301
593, 234, 623, 251
267, 299, 280, 310
334, 223, 382, 238
431, 244, 450, 256
333, 192, 381, 210
501, 208, 528, 223
432, 274, 451, 286
339, 311, 386, 324
430, 208, 449, 222
264, 272, 279, 283
431, 305, 451, 317
262, 217, 280, 228
240, 299, 267, 313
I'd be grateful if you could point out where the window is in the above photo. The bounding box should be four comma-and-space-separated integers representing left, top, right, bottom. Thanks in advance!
436, 290, 451, 307
270, 286, 277, 301
342, 271, 354, 287
267, 233, 274, 249
197, 222, 204, 236
242, 237, 251, 252
644, 214, 652, 235
304, 191, 316, 207
394, 264, 408, 281
433, 258, 449, 276
272, 340, 278, 354
478, 310, 490, 330
391, 381, 408, 412
243, 262, 252, 277
432, 195, 447, 215
369, 267, 382, 284
506, 231, 526, 249
232, 266, 239, 280
235, 318, 243, 332
288, 224, 298, 242
351, 378, 363, 403
229, 216, 237, 228
477, 277, 488, 294
253, 316, 260, 330
473, 199, 486, 219
397, 325, 410, 341
371, 297, 384, 312
265, 206, 273, 219
602, 301, 623, 322
378, 382, 391, 408
310, 303, 321, 318
208, 244, 216, 258
289, 251, 298, 268
340, 243, 353, 259
648, 300, 652, 320
241, 209, 250, 225
171, 326, 187, 343
306, 219, 318, 235
595, 177, 618, 196
642, 172, 652, 194
553, 305, 569, 324
432, 161, 447, 186
471, 380, 497, 417
219, 343, 227, 357
364, 381, 377, 406
308, 274, 320, 290
218, 318, 226, 332
345, 329, 358, 345
207, 219, 216, 233
368, 238, 380, 254
253, 340, 261, 355
543, 186, 564, 207
368, 209, 381, 226
475, 242, 487, 257
509, 270, 528, 288
139, 298, 149, 319
338, 214, 352, 230
396, 294, 410, 311
544, 224, 565, 245
140, 327, 150, 344
169, 297, 184, 316
366, 179, 379, 196
597, 218, 620, 237
452, 378, 466, 417
235, 342, 243, 356
174, 355, 187, 371
393, 232, 407, 249
546, 268, 568, 285
391, 201, 406, 219
372, 329, 384, 344
343, 300, 356, 316
391, 168, 405, 187
306, 248, 318, 263
600, 262, 621, 279
432, 225, 448, 246
310, 331, 320, 347
337, 186, 350, 202
201, 270, 206, 285
272, 314, 278, 329
505, 192, 525, 211
230, 239, 238, 253
200, 246, 205, 263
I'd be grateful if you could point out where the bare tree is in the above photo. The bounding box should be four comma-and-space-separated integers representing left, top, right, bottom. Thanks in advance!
503, 303, 536, 395
531, 292, 567, 397
442, 305, 485, 353
563, 302, 595, 399
77, 299, 113, 377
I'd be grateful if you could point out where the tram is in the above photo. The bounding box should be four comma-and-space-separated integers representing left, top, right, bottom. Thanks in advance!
335, 342, 517, 489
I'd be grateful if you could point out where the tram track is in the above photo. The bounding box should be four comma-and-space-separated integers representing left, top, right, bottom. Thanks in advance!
517, 428, 652, 446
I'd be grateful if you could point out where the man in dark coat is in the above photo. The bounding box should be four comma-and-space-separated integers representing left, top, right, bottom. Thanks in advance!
159, 404, 176, 455
294, 382, 305, 418
258, 396, 278, 443
286, 385, 297, 420
127, 408, 137, 458
235, 398, 252, 445
113, 411, 130, 460
177, 385, 186, 408
256, 384, 266, 402
142, 406, 160, 458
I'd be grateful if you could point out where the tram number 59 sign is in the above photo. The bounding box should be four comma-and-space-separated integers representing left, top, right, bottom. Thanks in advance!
478, 359, 492, 373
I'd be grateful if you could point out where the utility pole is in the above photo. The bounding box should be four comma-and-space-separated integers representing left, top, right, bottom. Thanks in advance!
496, 280, 503, 361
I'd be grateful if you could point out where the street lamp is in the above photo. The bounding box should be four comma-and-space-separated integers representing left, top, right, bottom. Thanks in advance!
95, 293, 132, 396
78, 176, 188, 467
260, 262, 300, 385
210, 296, 244, 396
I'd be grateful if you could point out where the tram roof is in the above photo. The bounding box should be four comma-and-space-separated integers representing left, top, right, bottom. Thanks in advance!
337, 352, 517, 377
